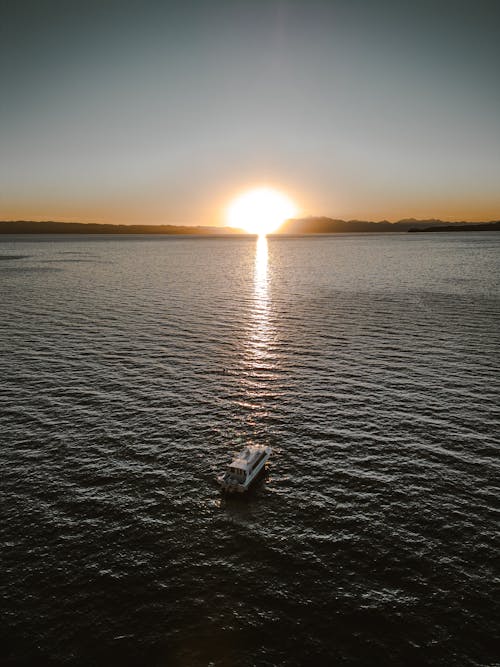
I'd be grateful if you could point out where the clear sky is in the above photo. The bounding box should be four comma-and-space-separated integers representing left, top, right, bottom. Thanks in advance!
1, 0, 499, 225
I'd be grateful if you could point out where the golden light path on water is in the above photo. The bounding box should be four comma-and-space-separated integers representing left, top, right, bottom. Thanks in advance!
223, 234, 273, 453
254, 235, 268, 306
250, 234, 270, 361
237, 233, 278, 438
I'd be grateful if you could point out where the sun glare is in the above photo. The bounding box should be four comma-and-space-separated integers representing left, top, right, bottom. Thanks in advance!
227, 187, 297, 235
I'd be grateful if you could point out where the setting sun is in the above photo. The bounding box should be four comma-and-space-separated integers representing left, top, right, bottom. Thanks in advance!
227, 188, 297, 235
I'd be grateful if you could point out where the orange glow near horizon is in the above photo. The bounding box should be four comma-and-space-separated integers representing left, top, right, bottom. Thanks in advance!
227, 187, 297, 235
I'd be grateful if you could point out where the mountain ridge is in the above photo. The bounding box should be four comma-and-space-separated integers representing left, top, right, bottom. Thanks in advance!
1, 218, 499, 235
280, 217, 500, 234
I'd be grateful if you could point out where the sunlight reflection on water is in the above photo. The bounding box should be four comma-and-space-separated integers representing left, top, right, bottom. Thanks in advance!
249, 234, 270, 361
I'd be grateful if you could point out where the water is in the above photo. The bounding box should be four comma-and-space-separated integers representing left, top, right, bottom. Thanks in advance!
1, 233, 499, 666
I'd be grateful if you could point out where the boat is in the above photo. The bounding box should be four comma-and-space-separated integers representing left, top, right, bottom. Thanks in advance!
217, 444, 272, 493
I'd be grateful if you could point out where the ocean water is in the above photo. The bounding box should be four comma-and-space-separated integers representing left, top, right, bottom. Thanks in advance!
1, 232, 499, 666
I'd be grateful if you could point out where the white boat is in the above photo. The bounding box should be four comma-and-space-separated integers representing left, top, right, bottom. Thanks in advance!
217, 444, 272, 493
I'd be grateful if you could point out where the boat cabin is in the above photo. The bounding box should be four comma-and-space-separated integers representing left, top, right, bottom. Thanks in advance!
228, 464, 247, 481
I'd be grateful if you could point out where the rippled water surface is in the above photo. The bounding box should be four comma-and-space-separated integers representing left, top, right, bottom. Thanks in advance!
1, 233, 499, 666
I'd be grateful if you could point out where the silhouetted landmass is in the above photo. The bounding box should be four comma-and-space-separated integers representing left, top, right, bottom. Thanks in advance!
2, 219, 499, 236
280, 217, 500, 234
408, 221, 500, 232
0, 221, 244, 235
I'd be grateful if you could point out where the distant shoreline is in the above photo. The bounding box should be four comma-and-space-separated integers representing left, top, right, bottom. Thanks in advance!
0, 221, 244, 235
1, 219, 499, 235
407, 222, 500, 232
280, 217, 500, 234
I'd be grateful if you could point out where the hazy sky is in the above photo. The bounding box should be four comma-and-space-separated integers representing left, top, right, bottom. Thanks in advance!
1, 0, 499, 224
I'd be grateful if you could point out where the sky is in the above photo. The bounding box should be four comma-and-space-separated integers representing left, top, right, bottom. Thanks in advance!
1, 0, 499, 225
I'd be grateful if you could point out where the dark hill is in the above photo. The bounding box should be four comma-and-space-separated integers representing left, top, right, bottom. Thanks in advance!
408, 221, 500, 232
279, 217, 500, 234
0, 221, 243, 235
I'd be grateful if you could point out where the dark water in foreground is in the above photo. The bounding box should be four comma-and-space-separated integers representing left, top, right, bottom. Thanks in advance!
1, 233, 499, 666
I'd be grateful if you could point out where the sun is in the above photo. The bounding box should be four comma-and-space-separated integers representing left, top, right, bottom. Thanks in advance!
227, 187, 297, 235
